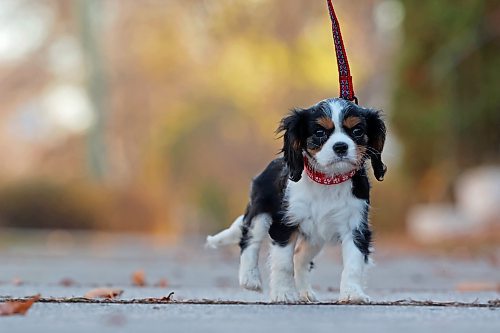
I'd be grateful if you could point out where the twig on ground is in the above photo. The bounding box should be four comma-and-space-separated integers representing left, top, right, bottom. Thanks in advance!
0, 295, 498, 308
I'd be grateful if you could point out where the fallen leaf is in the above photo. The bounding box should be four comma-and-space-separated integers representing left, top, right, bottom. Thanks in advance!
12, 277, 23, 286
0, 294, 40, 316
84, 288, 124, 299
132, 270, 146, 287
59, 278, 76, 287
456, 282, 500, 292
155, 278, 169, 288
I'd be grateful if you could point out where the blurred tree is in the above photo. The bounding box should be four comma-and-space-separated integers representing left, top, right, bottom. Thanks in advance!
77, 0, 107, 181
393, 0, 500, 202
0, 0, 395, 233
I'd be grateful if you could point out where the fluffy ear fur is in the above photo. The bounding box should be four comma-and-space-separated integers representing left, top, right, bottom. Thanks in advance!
365, 109, 387, 181
277, 109, 308, 182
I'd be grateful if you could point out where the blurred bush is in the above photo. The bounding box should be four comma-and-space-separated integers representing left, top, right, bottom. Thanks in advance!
0, 180, 169, 232
392, 0, 500, 202
0, 180, 101, 229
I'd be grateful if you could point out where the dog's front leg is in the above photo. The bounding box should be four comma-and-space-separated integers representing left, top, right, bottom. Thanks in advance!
339, 234, 370, 302
239, 214, 271, 292
269, 226, 299, 302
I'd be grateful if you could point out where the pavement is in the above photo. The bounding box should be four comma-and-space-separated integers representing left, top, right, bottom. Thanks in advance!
0, 229, 499, 332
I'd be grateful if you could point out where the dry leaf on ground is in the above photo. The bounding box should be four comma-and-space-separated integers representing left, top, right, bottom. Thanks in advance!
59, 278, 76, 287
155, 278, 169, 288
84, 288, 124, 299
132, 270, 146, 287
0, 294, 40, 316
456, 281, 500, 292
12, 278, 23, 286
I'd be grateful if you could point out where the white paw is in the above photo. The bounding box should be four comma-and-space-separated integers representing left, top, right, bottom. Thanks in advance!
270, 287, 300, 303
298, 288, 318, 302
339, 285, 370, 303
239, 267, 262, 292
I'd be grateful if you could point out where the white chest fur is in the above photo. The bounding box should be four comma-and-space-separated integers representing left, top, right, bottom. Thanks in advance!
285, 175, 367, 245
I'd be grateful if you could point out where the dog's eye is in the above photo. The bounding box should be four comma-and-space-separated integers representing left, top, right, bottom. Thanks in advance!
352, 128, 364, 137
314, 129, 326, 137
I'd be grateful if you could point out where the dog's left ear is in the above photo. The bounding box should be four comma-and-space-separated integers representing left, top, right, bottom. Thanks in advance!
277, 109, 308, 182
365, 109, 387, 181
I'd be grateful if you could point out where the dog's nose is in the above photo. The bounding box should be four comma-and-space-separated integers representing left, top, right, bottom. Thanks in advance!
333, 142, 348, 156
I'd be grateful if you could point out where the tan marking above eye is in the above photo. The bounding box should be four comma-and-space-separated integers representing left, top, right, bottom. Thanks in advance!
316, 117, 334, 130
343, 116, 362, 129
307, 147, 320, 155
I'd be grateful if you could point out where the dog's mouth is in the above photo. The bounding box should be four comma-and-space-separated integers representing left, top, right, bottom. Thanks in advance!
330, 157, 357, 165
310, 157, 358, 174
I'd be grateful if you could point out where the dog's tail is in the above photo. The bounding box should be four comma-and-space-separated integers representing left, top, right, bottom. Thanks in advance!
205, 215, 244, 249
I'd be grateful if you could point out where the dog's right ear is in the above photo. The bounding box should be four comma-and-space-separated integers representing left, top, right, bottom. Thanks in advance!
277, 109, 308, 182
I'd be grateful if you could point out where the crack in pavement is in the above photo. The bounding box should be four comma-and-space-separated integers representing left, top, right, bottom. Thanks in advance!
1, 296, 499, 308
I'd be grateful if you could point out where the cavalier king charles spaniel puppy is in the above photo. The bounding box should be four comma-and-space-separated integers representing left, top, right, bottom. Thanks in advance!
206, 97, 386, 303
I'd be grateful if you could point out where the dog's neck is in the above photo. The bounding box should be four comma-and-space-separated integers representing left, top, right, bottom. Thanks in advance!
303, 156, 356, 185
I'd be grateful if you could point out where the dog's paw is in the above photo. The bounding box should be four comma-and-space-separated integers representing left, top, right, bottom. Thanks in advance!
298, 288, 318, 303
270, 287, 300, 303
339, 285, 370, 303
239, 268, 262, 292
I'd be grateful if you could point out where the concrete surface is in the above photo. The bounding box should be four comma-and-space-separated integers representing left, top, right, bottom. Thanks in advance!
2, 303, 500, 333
0, 230, 499, 332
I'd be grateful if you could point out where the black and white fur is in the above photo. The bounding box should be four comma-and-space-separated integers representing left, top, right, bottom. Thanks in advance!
206, 98, 386, 302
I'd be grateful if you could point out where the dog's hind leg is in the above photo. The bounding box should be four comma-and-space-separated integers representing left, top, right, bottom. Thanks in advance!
206, 215, 244, 249
294, 238, 323, 302
239, 213, 271, 292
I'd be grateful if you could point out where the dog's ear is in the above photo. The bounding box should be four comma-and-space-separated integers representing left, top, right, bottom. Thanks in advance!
365, 109, 387, 181
277, 109, 308, 182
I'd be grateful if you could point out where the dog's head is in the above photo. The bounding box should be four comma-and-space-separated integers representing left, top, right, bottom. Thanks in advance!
278, 98, 387, 182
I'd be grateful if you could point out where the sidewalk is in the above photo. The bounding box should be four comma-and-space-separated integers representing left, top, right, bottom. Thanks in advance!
0, 230, 499, 332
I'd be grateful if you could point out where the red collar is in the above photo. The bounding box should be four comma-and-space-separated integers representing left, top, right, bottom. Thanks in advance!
303, 156, 356, 185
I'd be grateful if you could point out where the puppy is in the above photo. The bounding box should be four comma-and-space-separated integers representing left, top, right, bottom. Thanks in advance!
206, 98, 386, 302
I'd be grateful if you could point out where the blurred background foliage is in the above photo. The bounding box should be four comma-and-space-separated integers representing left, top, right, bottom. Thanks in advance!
393, 0, 500, 203
0, 0, 498, 241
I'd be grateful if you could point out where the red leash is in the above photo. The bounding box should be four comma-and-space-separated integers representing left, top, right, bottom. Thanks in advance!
326, 0, 357, 104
